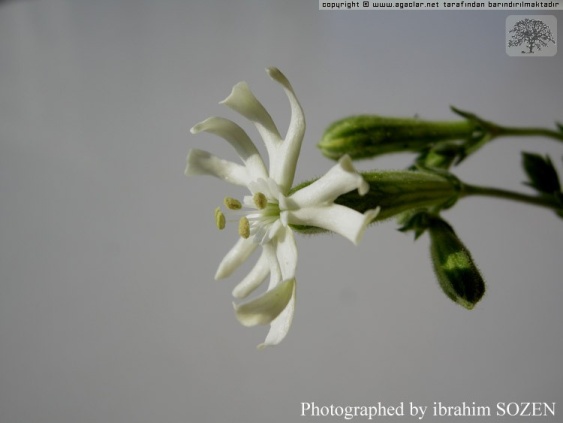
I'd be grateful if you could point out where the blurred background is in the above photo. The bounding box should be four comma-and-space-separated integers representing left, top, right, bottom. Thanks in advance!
1, 1, 561, 422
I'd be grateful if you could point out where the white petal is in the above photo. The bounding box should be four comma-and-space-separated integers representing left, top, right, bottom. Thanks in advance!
232, 251, 270, 299
190, 117, 268, 181
266, 67, 306, 193
215, 238, 258, 280
233, 278, 296, 327
288, 155, 368, 208
185, 149, 251, 187
258, 282, 296, 349
270, 219, 285, 240
220, 81, 281, 158
262, 242, 282, 287
272, 227, 297, 287
247, 177, 282, 200
287, 205, 380, 245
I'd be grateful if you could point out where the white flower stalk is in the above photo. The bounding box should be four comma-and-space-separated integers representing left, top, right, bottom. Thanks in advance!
186, 67, 379, 348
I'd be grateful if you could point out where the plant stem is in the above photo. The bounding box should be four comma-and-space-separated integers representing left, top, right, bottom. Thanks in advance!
461, 183, 560, 211
496, 125, 563, 142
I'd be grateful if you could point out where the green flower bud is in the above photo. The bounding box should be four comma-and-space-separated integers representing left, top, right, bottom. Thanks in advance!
318, 115, 481, 161
428, 215, 485, 310
416, 143, 463, 170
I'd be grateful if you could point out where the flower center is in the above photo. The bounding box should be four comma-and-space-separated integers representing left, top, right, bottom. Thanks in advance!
215, 191, 283, 244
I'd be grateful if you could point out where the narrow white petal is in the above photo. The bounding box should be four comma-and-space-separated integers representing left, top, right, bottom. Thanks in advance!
185, 149, 251, 187
272, 227, 297, 287
262, 242, 282, 287
262, 219, 282, 244
190, 117, 268, 181
258, 282, 296, 349
267, 67, 305, 192
288, 155, 369, 208
215, 238, 258, 280
232, 251, 270, 299
287, 205, 380, 245
220, 81, 281, 158
233, 278, 296, 327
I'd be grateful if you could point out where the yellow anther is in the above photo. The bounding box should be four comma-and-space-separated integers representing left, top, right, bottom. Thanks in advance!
238, 217, 250, 239
224, 197, 242, 210
253, 192, 268, 210
214, 207, 226, 230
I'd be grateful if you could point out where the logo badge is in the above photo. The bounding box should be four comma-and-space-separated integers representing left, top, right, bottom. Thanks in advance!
506, 15, 557, 57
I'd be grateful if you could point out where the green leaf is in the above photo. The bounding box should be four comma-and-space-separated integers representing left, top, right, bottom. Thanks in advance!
397, 211, 430, 240
522, 152, 561, 194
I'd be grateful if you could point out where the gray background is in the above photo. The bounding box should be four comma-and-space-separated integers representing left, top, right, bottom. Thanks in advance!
1, 1, 562, 422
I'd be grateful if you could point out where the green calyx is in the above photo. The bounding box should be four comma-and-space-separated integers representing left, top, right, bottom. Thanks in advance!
336, 169, 460, 221
289, 168, 460, 235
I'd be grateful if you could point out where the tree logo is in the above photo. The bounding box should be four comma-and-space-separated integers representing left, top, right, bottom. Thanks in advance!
506, 16, 557, 57
509, 18, 555, 53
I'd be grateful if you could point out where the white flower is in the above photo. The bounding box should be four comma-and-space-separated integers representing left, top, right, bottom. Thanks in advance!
186, 67, 379, 348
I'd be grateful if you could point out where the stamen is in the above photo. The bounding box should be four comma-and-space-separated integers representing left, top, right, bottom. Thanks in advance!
224, 197, 242, 210
214, 207, 226, 230
238, 217, 250, 239
253, 192, 268, 209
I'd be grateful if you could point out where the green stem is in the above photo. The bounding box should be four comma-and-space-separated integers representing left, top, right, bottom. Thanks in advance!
461, 183, 560, 211
495, 125, 563, 142
450, 108, 563, 160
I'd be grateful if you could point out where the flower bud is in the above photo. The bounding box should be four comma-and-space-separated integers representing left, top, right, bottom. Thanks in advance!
428, 216, 485, 310
416, 143, 463, 170
318, 115, 479, 161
